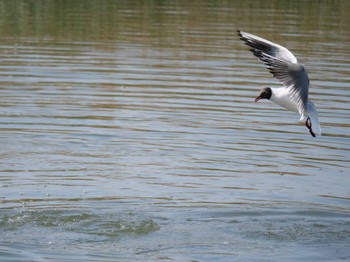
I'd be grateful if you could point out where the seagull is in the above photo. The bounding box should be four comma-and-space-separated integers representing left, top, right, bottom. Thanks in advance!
238, 30, 321, 137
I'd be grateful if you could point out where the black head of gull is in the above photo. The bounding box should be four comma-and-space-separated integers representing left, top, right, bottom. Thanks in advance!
254, 87, 272, 102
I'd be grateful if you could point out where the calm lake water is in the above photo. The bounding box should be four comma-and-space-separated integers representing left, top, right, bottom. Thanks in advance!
0, 1, 349, 261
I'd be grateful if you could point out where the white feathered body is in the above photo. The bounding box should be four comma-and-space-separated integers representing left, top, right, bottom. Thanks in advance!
270, 87, 321, 135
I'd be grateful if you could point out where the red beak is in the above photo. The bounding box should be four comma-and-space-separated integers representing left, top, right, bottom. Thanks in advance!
254, 96, 261, 103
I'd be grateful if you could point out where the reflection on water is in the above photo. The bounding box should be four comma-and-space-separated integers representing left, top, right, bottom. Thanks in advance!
0, 0, 349, 261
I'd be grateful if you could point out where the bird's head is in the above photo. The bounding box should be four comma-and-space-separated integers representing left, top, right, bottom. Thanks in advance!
254, 87, 272, 102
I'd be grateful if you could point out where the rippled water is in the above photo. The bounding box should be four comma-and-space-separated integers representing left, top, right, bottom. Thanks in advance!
1, 1, 349, 261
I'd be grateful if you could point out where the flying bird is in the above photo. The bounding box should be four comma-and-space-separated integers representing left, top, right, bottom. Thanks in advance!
238, 30, 321, 137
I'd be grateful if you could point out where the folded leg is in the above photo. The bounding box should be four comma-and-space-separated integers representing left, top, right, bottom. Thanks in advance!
305, 117, 316, 137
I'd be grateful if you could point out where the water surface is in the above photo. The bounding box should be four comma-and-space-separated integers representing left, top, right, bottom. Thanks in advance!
0, 1, 349, 261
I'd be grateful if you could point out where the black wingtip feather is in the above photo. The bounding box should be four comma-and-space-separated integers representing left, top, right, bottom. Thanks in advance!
238, 30, 249, 42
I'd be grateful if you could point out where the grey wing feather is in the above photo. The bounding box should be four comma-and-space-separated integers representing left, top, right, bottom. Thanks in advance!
238, 30, 298, 64
238, 30, 309, 115
258, 52, 309, 114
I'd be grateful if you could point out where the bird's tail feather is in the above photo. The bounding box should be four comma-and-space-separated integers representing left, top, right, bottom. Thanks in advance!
307, 101, 321, 135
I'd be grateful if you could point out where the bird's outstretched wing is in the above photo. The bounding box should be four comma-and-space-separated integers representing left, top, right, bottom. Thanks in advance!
238, 30, 309, 115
